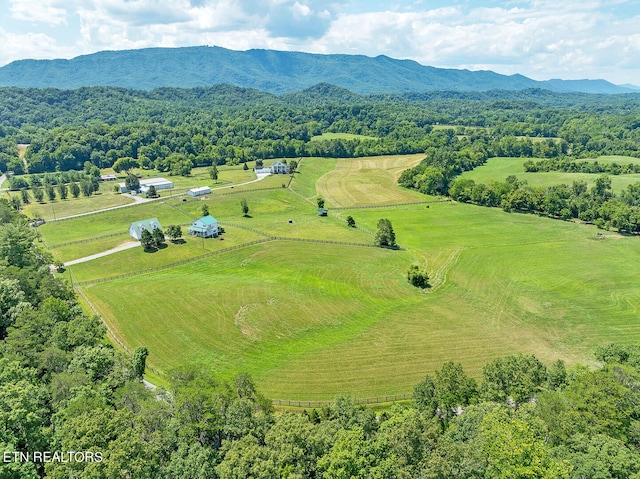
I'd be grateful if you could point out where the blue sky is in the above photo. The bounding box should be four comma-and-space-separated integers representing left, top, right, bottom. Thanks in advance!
0, 0, 639, 85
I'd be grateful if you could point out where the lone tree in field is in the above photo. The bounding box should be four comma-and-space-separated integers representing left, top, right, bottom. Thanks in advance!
241, 198, 249, 217
243, 162, 249, 170
374, 218, 397, 247
407, 264, 430, 289
289, 159, 298, 174
20, 189, 30, 205
346, 215, 356, 227
317, 197, 325, 209
201, 204, 210, 217
166, 225, 183, 242
209, 165, 219, 183
146, 184, 157, 198
125, 173, 140, 193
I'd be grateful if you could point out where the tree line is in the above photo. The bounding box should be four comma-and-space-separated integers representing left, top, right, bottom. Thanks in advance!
1, 85, 640, 176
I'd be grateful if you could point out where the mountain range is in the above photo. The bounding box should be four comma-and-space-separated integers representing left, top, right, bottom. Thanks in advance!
0, 46, 635, 95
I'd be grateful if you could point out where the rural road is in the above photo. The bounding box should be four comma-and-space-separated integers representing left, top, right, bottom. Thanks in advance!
63, 240, 141, 266
51, 172, 272, 222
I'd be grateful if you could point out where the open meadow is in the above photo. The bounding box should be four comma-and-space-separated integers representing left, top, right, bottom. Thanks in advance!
462, 155, 640, 192
38, 154, 640, 400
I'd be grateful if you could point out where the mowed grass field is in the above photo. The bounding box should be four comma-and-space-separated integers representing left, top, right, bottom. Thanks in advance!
315, 154, 427, 207
43, 153, 640, 400
462, 155, 640, 193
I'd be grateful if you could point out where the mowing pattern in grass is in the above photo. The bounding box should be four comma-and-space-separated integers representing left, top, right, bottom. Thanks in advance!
315, 154, 426, 207
80, 198, 640, 400
461, 156, 640, 193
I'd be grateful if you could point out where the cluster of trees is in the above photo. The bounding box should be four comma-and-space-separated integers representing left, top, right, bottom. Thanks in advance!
3, 200, 640, 476
524, 156, 640, 174
140, 227, 165, 251
449, 174, 640, 233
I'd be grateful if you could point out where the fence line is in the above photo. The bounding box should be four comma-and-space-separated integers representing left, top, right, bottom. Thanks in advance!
218, 221, 276, 238
211, 186, 284, 196
74, 238, 273, 286
73, 285, 163, 376
329, 200, 446, 211
48, 189, 190, 222
272, 393, 412, 408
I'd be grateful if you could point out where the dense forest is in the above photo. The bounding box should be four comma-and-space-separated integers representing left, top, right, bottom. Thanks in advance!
2, 193, 640, 477
0, 85, 639, 178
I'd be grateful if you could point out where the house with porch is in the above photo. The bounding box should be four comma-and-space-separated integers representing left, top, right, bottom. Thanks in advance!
187, 215, 220, 238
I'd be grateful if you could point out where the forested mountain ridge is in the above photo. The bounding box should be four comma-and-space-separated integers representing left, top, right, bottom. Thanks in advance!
0, 45, 635, 94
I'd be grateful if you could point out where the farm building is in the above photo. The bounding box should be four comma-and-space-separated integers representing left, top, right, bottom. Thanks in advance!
100, 174, 117, 182
187, 215, 219, 238
119, 177, 174, 194
129, 218, 162, 240
270, 161, 289, 174
254, 166, 271, 175
187, 186, 211, 197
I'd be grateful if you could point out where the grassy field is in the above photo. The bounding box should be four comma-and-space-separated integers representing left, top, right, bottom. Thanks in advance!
314, 154, 427, 207
310, 133, 377, 141
81, 199, 640, 399
462, 156, 640, 193
48, 154, 640, 401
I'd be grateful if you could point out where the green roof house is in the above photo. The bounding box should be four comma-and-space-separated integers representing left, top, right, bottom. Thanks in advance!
187, 215, 219, 238
129, 218, 162, 240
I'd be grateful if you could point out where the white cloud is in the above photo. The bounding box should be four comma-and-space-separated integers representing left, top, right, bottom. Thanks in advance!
0, 28, 74, 64
9, 0, 68, 25
1, 0, 639, 84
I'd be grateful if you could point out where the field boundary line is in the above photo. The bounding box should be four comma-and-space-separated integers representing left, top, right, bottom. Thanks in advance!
73, 285, 164, 377
74, 238, 274, 286
272, 393, 412, 408
74, 237, 402, 286
330, 199, 448, 210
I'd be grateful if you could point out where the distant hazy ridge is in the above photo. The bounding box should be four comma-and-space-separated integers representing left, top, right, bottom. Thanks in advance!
0, 46, 635, 94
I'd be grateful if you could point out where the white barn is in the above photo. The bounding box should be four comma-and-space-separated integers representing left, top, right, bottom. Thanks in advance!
187, 186, 211, 197
119, 177, 174, 194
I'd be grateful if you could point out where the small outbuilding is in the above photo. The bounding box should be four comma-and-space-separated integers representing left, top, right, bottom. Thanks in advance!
317, 209, 328, 216
129, 218, 162, 240
187, 215, 220, 238
254, 166, 271, 175
187, 186, 211, 197
100, 174, 118, 182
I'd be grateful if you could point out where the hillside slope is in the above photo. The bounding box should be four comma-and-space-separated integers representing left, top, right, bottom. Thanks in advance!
0, 46, 634, 94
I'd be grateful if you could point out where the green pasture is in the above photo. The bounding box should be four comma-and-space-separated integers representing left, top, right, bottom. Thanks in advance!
79, 197, 640, 400
289, 157, 337, 200
314, 154, 427, 207
65, 225, 265, 283
310, 133, 377, 141
462, 156, 640, 193
23, 194, 132, 221
166, 188, 372, 242
40, 153, 640, 401
49, 234, 133, 262
37, 201, 193, 245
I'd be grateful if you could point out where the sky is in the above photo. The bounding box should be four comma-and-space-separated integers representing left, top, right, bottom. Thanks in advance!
1, 0, 639, 85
